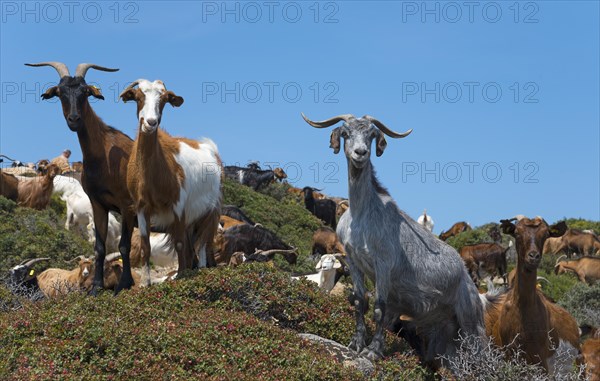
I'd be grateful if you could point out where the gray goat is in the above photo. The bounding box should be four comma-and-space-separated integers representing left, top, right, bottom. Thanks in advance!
302, 113, 485, 363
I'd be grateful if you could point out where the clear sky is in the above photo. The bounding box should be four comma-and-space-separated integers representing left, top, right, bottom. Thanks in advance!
1, 1, 598, 233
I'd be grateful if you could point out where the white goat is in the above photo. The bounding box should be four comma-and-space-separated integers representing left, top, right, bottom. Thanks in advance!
53, 175, 121, 251
417, 209, 435, 232
293, 254, 343, 292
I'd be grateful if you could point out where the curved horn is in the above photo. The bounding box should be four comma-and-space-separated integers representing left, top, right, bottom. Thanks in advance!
301, 113, 354, 128
119, 79, 144, 98
25, 62, 70, 78
74, 63, 119, 78
555, 255, 568, 266
338, 200, 349, 206
20, 257, 50, 267
67, 255, 86, 263
363, 115, 412, 138
536, 276, 550, 284
104, 253, 122, 262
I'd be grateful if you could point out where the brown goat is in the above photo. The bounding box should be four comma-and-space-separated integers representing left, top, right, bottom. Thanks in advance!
16, 163, 60, 210
556, 229, 600, 257
311, 227, 345, 257
27, 61, 137, 295
0, 172, 19, 201
582, 337, 600, 381
36, 256, 94, 298
220, 215, 246, 230
81, 257, 141, 292
460, 243, 509, 284
439, 221, 471, 241
486, 217, 579, 372
542, 236, 564, 255
554, 255, 600, 285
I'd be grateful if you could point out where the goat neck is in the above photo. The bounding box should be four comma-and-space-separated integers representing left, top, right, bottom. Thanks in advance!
347, 160, 386, 216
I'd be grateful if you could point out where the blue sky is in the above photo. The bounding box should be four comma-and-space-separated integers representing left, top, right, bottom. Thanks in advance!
1, 1, 598, 232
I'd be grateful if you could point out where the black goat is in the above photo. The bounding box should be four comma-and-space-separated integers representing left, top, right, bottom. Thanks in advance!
217, 224, 297, 264
7, 258, 49, 299
302, 187, 337, 229
221, 205, 256, 225
224, 164, 287, 191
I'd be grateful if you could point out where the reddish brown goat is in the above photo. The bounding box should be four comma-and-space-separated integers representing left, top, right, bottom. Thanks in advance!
27, 61, 137, 295
460, 243, 509, 284
0, 172, 19, 201
439, 221, 471, 241
16, 163, 60, 210
485, 217, 580, 373
582, 335, 600, 381
311, 227, 345, 257
554, 255, 600, 285
556, 229, 600, 257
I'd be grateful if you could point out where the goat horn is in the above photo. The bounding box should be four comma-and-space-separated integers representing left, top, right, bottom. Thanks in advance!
119, 79, 144, 98
254, 249, 297, 256
104, 253, 121, 262
74, 63, 119, 78
363, 115, 413, 138
20, 257, 50, 267
555, 255, 567, 266
536, 276, 550, 284
25, 62, 70, 78
301, 113, 354, 128
338, 200, 349, 206
67, 255, 86, 263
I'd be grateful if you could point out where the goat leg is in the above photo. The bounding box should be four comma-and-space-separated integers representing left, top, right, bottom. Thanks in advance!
114, 214, 135, 294
347, 258, 368, 353
89, 203, 108, 296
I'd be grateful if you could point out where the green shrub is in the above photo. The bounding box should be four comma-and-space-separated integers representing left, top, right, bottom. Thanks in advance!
0, 264, 424, 380
0, 196, 93, 274
558, 282, 600, 327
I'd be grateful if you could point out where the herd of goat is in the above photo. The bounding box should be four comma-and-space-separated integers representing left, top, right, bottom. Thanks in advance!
1, 61, 599, 378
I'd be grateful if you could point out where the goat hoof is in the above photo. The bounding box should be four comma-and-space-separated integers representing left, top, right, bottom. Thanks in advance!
88, 286, 101, 297
359, 347, 384, 361
348, 337, 366, 353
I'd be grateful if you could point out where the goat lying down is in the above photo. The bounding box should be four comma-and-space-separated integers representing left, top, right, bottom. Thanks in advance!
302, 113, 485, 364
293, 254, 344, 292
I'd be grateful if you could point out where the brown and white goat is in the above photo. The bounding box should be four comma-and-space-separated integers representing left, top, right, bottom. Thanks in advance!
554, 255, 600, 285
36, 256, 94, 298
27, 61, 137, 295
120, 79, 222, 286
486, 217, 580, 373
15, 163, 60, 210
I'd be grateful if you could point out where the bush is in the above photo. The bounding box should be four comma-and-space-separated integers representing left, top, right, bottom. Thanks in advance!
558, 282, 600, 328
0, 264, 425, 380
0, 196, 93, 275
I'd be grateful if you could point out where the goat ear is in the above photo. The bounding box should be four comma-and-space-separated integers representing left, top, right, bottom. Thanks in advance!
41, 86, 59, 100
119, 88, 136, 103
333, 259, 342, 269
549, 221, 567, 237
315, 258, 323, 270
87, 85, 105, 100
499, 219, 516, 236
329, 127, 341, 154
166, 91, 184, 107
375, 130, 387, 157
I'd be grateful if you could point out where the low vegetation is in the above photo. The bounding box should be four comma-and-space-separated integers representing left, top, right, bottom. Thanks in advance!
0, 181, 598, 380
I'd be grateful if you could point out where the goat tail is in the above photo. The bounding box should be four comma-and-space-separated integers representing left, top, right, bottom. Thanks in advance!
199, 138, 219, 155
454, 276, 486, 340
